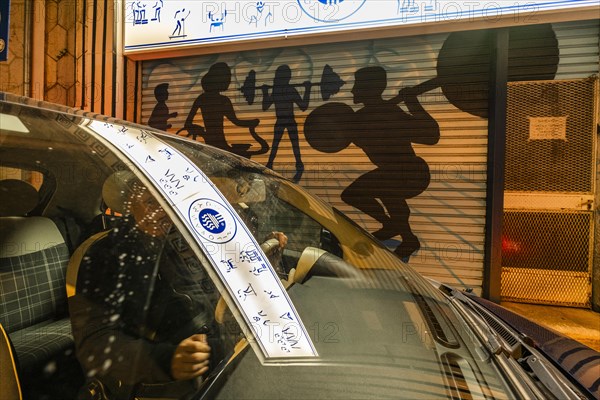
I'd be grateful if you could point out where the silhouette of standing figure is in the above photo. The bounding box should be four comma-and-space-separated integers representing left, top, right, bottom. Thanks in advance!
342, 66, 440, 260
184, 62, 259, 151
262, 65, 312, 183
148, 83, 178, 131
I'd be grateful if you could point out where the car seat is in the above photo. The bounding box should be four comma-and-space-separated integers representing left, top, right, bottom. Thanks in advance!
0, 322, 22, 400
0, 179, 74, 378
65, 171, 135, 299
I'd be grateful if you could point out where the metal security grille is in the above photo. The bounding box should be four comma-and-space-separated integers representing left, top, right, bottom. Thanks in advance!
502, 76, 598, 308
501, 210, 593, 307
505, 78, 597, 192
502, 211, 592, 272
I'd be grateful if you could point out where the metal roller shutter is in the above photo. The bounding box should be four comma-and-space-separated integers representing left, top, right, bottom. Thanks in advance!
553, 20, 600, 79
140, 20, 597, 295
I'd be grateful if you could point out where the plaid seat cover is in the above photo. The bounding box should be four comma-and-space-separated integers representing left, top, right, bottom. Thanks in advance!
9, 318, 74, 372
0, 243, 70, 333
0, 243, 73, 372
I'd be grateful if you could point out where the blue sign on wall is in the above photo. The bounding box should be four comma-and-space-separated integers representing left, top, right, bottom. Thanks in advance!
0, 0, 9, 62
124, 0, 599, 54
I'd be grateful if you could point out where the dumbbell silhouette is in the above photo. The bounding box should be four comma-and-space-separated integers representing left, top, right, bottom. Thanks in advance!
240, 64, 345, 105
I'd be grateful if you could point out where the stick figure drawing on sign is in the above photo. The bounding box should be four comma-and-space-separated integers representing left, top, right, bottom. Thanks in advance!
171, 8, 190, 38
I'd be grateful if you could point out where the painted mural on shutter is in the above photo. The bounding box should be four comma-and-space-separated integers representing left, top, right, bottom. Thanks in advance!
140, 20, 594, 293
553, 20, 600, 79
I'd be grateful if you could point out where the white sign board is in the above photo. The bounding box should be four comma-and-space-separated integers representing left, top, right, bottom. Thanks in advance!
123, 0, 597, 53
87, 120, 318, 360
529, 116, 568, 140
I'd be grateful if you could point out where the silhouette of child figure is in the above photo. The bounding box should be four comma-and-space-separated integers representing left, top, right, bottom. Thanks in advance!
261, 65, 312, 183
342, 66, 440, 260
184, 62, 259, 151
148, 83, 178, 131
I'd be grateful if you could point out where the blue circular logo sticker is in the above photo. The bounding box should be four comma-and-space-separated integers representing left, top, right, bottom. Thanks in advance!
297, 0, 366, 23
189, 199, 237, 243
199, 208, 226, 234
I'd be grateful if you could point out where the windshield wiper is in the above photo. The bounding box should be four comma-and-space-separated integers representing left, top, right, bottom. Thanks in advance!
524, 353, 582, 400
448, 289, 512, 356
444, 287, 586, 400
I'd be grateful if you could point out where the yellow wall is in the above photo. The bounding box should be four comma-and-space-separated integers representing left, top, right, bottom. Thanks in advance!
0, 0, 138, 120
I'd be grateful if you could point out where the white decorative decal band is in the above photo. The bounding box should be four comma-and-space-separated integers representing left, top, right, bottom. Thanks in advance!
87, 120, 318, 359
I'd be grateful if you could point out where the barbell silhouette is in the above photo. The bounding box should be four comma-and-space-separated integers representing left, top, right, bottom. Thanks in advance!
240, 64, 345, 105
304, 25, 560, 153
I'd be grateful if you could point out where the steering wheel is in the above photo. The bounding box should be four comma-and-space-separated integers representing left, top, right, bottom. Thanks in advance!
288, 247, 328, 284
288, 247, 361, 285
259, 238, 281, 256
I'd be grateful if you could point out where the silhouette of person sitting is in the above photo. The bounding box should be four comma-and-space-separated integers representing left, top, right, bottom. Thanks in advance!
70, 171, 217, 399
261, 65, 312, 183
184, 62, 259, 151
342, 66, 440, 260
148, 83, 178, 131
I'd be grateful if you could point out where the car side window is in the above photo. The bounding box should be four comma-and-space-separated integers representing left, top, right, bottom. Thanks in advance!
69, 171, 241, 398
0, 166, 44, 191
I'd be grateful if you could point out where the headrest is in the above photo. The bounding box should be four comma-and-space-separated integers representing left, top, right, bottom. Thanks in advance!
102, 171, 142, 215
0, 216, 65, 257
0, 179, 39, 217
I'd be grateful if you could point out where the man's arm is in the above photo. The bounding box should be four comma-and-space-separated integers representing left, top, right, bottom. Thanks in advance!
392, 87, 440, 146
223, 97, 259, 128
70, 293, 176, 385
261, 85, 274, 111
184, 97, 201, 128
296, 82, 312, 112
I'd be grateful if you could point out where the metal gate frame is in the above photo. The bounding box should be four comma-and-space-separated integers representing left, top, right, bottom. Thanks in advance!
501, 77, 599, 308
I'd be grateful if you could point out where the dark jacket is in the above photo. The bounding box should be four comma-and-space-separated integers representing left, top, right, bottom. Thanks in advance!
69, 217, 218, 398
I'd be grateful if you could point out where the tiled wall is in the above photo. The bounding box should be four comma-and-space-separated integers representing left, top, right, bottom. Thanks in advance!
44, 0, 78, 105
0, 0, 84, 106
0, 0, 27, 96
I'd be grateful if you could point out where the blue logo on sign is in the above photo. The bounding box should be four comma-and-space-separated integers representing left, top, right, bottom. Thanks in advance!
189, 198, 236, 243
199, 208, 226, 234
297, 0, 365, 23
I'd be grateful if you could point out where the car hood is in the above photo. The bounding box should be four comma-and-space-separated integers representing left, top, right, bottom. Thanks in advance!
202, 274, 511, 399
466, 294, 600, 399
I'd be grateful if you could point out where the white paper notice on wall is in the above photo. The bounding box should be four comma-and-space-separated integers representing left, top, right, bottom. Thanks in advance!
528, 116, 568, 141
85, 120, 318, 361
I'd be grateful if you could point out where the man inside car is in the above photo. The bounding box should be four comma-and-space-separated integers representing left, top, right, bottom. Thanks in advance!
69, 170, 288, 399
69, 171, 217, 399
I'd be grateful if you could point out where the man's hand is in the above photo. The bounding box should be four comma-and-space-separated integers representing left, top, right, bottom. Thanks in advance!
272, 231, 288, 248
171, 334, 211, 381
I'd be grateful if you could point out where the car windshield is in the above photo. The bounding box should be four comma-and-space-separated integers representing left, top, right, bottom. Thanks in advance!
0, 99, 514, 399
